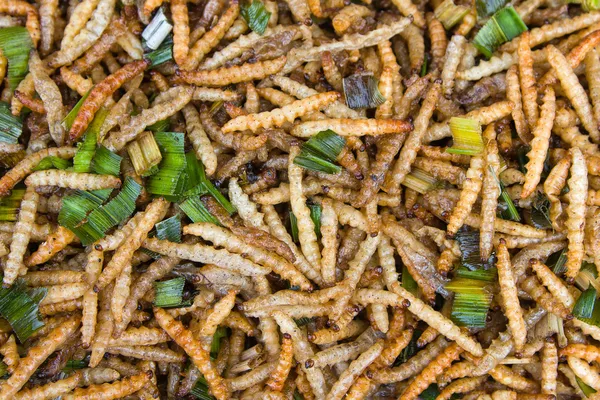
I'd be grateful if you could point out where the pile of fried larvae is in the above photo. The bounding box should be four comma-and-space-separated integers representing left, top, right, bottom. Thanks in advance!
3, 0, 600, 398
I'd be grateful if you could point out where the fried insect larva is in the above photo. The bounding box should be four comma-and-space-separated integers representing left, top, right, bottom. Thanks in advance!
479, 137, 501, 260
586, 48, 600, 130
13, 370, 81, 400
458, 51, 516, 81
553, 126, 599, 156
427, 14, 447, 71
82, 248, 103, 348
390, 282, 484, 356
0, 335, 19, 373
30, 55, 65, 145
264, 333, 293, 393
25, 226, 76, 267
39, 298, 82, 315
105, 345, 186, 362
70, 19, 127, 74
0, 0, 40, 45
171, 0, 189, 66
327, 340, 384, 400
391, 0, 424, 26
330, 235, 380, 322
223, 92, 339, 133
541, 340, 558, 395
46, 0, 115, 67
565, 147, 588, 281
559, 344, 600, 362
110, 263, 131, 324
496, 240, 527, 354
544, 158, 570, 230
506, 65, 529, 142
39, 282, 87, 305
522, 86, 556, 199
436, 376, 487, 400
178, 56, 286, 87
520, 276, 571, 319
291, 118, 412, 138
154, 307, 230, 400
0, 317, 80, 400
60, 66, 93, 96
228, 178, 268, 231
272, 311, 327, 399
183, 0, 239, 70
530, 259, 574, 308
13, 90, 45, 114
400, 342, 463, 400
4, 186, 39, 286
567, 357, 600, 391
61, 0, 100, 47
94, 198, 169, 291
378, 233, 398, 290
68, 59, 149, 142
105, 85, 194, 151
489, 365, 539, 392
320, 198, 338, 286
332, 4, 372, 35
384, 80, 441, 193
441, 35, 466, 97
546, 45, 599, 142
310, 321, 368, 345
62, 370, 151, 400
261, 204, 323, 285
518, 32, 538, 131
25, 170, 121, 190
289, 146, 321, 271
193, 87, 242, 102
143, 238, 270, 276
197, 290, 237, 351
20, 270, 84, 287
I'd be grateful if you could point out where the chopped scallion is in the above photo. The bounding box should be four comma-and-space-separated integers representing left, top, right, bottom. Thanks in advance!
240, 0, 271, 35
476, 0, 508, 17
402, 168, 438, 194
148, 132, 186, 197
490, 166, 520, 222
447, 277, 493, 329
142, 8, 173, 50
73, 132, 97, 173
0, 186, 24, 221
294, 130, 346, 174
155, 214, 182, 243
0, 102, 22, 144
455, 266, 497, 281
548, 249, 568, 275
58, 189, 113, 229
184, 153, 235, 213
32, 156, 72, 171
90, 145, 122, 176
145, 36, 174, 68
0, 27, 33, 92
289, 211, 299, 243
62, 90, 91, 131
420, 384, 440, 400
576, 376, 597, 397
127, 131, 162, 177
62, 359, 88, 373
153, 277, 186, 308
473, 6, 527, 58
148, 118, 170, 133
434, 0, 470, 29
342, 74, 386, 109
572, 287, 596, 320
0, 280, 46, 342
447, 117, 484, 156
210, 326, 228, 359
179, 197, 221, 225
191, 376, 215, 400
402, 265, 419, 296
309, 203, 321, 239
455, 229, 496, 270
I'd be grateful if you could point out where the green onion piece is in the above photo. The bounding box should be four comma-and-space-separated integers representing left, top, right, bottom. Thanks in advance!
73, 131, 97, 173
0, 186, 25, 221
547, 249, 568, 275
455, 266, 497, 281
184, 153, 235, 214
583, 0, 600, 11
142, 8, 173, 50
210, 326, 228, 359
32, 156, 72, 171
148, 118, 170, 133
69, 178, 142, 245
402, 265, 419, 295
191, 376, 215, 400
402, 168, 438, 194
0, 361, 7, 377
420, 384, 440, 400
127, 132, 162, 177
62, 90, 91, 131
62, 359, 88, 373
0, 27, 33, 92
572, 287, 596, 320
308, 203, 321, 239
240, 0, 271, 35
0, 280, 46, 342
155, 214, 182, 243
434, 0, 470, 29
576, 376, 597, 397
476, 0, 508, 17
342, 74, 386, 109
145, 36, 173, 68
148, 132, 186, 197
179, 197, 221, 225
421, 56, 428, 77
293, 391, 303, 400
153, 277, 186, 308
58, 189, 112, 229
516, 145, 554, 177
90, 145, 122, 176
490, 166, 520, 222
0, 102, 22, 144
294, 130, 346, 174
209, 100, 223, 115
455, 229, 496, 270
141, 247, 162, 260
446, 277, 491, 293
473, 6, 527, 58
447, 277, 493, 328
289, 211, 299, 243
447, 117, 484, 156
576, 262, 600, 293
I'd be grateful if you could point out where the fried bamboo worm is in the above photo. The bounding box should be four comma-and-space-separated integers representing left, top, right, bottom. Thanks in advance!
0, 0, 40, 45
4, 186, 38, 286
480, 136, 500, 260
154, 307, 230, 400
182, 104, 217, 176
25, 170, 121, 190
62, 370, 151, 400
177, 56, 286, 86
0, 317, 80, 400
383, 79, 441, 193
518, 32, 538, 131
565, 147, 588, 282
25, 226, 76, 267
